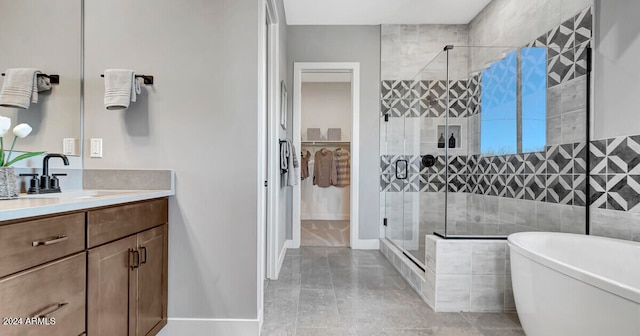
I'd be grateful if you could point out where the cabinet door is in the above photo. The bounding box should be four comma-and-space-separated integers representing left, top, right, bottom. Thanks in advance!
88, 235, 138, 336
136, 224, 167, 336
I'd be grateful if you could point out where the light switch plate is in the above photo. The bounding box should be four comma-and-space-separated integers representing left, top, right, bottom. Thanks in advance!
90, 138, 103, 158
63, 138, 78, 156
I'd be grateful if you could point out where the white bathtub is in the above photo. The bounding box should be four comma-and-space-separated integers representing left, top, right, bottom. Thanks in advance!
508, 232, 640, 336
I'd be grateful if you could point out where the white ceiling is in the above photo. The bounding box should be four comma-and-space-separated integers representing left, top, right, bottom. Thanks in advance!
283, 0, 493, 25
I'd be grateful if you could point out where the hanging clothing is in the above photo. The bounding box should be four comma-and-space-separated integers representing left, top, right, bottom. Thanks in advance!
313, 148, 337, 187
280, 139, 299, 186
300, 150, 311, 180
280, 140, 289, 174
333, 148, 351, 187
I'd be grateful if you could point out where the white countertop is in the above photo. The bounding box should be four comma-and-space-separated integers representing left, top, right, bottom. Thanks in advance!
0, 190, 174, 222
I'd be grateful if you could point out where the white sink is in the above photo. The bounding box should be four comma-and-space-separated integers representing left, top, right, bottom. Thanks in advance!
20, 190, 137, 199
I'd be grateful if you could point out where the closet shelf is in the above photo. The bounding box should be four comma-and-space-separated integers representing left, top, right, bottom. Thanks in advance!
301, 141, 351, 146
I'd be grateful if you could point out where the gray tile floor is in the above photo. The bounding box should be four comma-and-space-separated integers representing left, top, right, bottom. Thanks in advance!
262, 247, 524, 336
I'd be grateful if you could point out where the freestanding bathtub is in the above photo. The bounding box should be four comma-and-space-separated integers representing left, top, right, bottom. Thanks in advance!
508, 232, 640, 336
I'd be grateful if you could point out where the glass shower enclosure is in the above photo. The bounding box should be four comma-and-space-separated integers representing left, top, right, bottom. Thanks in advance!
381, 45, 590, 266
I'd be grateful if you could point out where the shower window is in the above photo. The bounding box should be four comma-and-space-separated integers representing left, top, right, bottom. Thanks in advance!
480, 47, 547, 155
521, 47, 547, 153
481, 50, 517, 155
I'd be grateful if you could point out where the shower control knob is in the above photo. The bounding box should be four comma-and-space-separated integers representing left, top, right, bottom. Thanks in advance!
422, 155, 436, 168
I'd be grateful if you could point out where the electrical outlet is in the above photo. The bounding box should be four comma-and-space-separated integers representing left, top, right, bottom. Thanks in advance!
63, 138, 78, 156
90, 138, 103, 158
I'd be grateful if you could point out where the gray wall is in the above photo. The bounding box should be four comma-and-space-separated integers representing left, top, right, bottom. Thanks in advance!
84, 0, 260, 320
593, 0, 640, 139
287, 25, 381, 240
381, 25, 469, 80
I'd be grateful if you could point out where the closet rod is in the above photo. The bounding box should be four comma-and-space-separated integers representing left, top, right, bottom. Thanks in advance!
301, 141, 351, 146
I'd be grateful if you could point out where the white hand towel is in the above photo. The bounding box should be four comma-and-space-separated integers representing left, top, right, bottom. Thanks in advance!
0, 68, 42, 109
104, 69, 141, 110
36, 75, 52, 92
286, 139, 299, 186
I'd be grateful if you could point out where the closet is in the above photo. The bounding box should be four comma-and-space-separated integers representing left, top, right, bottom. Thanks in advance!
299, 74, 352, 247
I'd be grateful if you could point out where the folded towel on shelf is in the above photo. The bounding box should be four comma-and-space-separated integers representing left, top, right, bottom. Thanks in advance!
0, 68, 42, 109
103, 69, 141, 110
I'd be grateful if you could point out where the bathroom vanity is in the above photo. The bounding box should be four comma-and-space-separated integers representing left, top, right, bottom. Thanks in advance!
0, 191, 171, 336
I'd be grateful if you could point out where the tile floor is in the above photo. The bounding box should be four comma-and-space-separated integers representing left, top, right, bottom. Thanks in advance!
262, 247, 524, 336
301, 220, 350, 247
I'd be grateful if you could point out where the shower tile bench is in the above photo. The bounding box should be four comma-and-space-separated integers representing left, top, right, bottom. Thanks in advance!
381, 236, 515, 312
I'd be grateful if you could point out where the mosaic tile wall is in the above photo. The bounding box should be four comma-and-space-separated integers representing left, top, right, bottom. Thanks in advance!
381, 141, 587, 207
380, 78, 477, 119
380, 7, 593, 209
590, 135, 640, 212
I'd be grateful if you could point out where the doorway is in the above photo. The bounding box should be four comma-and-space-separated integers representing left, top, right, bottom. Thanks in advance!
292, 62, 362, 249
299, 73, 352, 246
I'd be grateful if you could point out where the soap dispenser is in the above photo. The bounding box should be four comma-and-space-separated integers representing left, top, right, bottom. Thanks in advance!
437, 133, 445, 148
449, 133, 456, 148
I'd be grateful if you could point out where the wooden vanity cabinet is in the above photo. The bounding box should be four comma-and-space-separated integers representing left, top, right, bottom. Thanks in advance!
0, 212, 87, 336
87, 199, 168, 336
0, 253, 86, 336
0, 198, 168, 336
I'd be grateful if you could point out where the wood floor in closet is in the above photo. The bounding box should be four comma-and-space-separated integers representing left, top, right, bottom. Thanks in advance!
301, 220, 350, 247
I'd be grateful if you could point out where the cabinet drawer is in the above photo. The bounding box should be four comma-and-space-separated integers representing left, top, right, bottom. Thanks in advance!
0, 213, 85, 278
0, 253, 86, 336
87, 198, 168, 248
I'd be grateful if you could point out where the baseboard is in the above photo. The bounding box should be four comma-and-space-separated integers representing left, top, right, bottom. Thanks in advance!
285, 239, 296, 249
156, 317, 260, 336
350, 239, 380, 250
300, 214, 350, 220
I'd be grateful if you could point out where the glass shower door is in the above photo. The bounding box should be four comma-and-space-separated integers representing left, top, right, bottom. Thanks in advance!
382, 91, 406, 251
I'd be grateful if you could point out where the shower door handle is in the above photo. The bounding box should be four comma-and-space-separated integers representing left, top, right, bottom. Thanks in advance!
395, 160, 408, 180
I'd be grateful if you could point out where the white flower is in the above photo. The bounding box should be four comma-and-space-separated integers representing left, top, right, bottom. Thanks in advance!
13, 124, 32, 138
0, 116, 10, 137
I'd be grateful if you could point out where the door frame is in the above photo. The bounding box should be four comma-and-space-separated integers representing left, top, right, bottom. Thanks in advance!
258, 0, 279, 330
291, 62, 365, 249
264, 0, 280, 281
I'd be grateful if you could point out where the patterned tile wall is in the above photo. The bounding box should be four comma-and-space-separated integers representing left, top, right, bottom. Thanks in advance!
380, 142, 587, 207
379, 7, 593, 208
381, 79, 474, 118
538, 7, 592, 87
382, 133, 640, 215
380, 7, 592, 119
589, 135, 640, 212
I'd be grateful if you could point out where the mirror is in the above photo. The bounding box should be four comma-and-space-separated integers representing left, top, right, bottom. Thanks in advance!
0, 0, 82, 155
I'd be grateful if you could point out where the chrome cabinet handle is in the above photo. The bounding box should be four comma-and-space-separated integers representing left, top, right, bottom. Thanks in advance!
32, 235, 68, 247
32, 302, 68, 318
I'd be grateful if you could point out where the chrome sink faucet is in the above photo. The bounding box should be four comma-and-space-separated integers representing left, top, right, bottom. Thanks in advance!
20, 153, 70, 194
